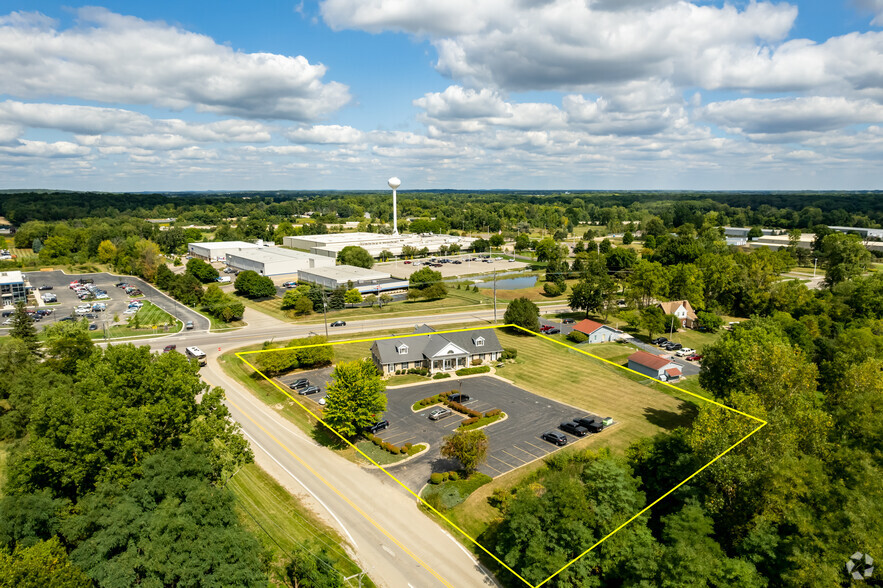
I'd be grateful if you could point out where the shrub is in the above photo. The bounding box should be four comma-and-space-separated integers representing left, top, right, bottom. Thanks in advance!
567, 330, 589, 343
432, 372, 451, 380
442, 472, 451, 482
383, 442, 396, 453
404, 443, 413, 451
484, 409, 502, 417
461, 417, 480, 427
502, 348, 518, 360
448, 471, 459, 481
399, 445, 408, 455
543, 281, 563, 296
455, 366, 490, 376
366, 433, 375, 442
430, 473, 444, 484
372, 437, 382, 446
471, 358, 483, 366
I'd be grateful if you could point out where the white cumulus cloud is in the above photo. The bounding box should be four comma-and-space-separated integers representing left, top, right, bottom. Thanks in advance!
0, 8, 350, 121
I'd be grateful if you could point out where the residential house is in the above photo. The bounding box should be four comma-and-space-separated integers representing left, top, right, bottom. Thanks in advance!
371, 325, 503, 375
627, 351, 682, 382
572, 319, 627, 343
657, 300, 698, 329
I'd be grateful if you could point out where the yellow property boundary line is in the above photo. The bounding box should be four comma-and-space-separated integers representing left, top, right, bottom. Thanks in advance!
235, 324, 767, 588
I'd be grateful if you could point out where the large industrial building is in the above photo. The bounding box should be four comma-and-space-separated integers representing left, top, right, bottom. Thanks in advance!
188, 241, 260, 261
283, 232, 476, 259
226, 247, 334, 276
0, 271, 27, 306
296, 265, 409, 295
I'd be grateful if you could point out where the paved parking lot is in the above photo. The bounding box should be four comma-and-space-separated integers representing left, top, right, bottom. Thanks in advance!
0, 271, 208, 332
379, 376, 603, 489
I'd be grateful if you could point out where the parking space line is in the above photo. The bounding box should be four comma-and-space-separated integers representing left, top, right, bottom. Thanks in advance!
513, 445, 543, 458
488, 454, 516, 469
483, 462, 504, 475
524, 441, 550, 453
500, 449, 528, 464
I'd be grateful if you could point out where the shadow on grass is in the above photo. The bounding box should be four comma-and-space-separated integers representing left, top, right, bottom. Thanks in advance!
643, 402, 698, 431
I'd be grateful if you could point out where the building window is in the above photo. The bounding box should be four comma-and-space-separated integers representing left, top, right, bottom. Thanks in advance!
475, 336, 484, 347
397, 344, 408, 355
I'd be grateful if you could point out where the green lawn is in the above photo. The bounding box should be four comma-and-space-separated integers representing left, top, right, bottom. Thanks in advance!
353, 440, 424, 466
494, 330, 698, 453
89, 301, 181, 339
240, 288, 494, 324
421, 473, 493, 512
228, 463, 374, 587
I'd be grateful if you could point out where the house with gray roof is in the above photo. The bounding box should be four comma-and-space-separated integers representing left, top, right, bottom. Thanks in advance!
371, 325, 503, 375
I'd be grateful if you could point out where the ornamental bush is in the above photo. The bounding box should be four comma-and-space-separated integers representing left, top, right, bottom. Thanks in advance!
484, 409, 502, 417
567, 330, 589, 343
430, 473, 444, 484
432, 372, 451, 379
455, 366, 490, 376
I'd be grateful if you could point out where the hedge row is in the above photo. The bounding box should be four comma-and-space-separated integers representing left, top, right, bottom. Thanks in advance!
447, 401, 482, 418
455, 366, 490, 376
366, 433, 413, 455
432, 372, 451, 380
394, 367, 430, 376
415, 390, 454, 408
458, 410, 505, 431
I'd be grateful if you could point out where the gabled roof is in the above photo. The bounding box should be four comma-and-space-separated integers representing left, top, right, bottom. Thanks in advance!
372, 327, 502, 365
628, 350, 674, 371
657, 300, 697, 320
665, 368, 682, 378
573, 319, 621, 336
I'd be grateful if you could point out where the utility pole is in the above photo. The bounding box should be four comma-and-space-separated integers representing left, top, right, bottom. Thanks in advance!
493, 267, 497, 323
669, 315, 675, 339
321, 290, 329, 338
813, 257, 817, 278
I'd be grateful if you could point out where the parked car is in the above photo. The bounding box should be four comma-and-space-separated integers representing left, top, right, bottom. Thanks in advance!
574, 417, 605, 433
541, 431, 568, 446
185, 320, 194, 330
428, 408, 452, 420
561, 318, 575, 324
75, 308, 91, 315
115, 282, 127, 288
330, 320, 346, 327
87, 323, 97, 330
215, 276, 231, 283
448, 393, 470, 403
59, 316, 74, 322
289, 378, 310, 390
652, 337, 668, 345
163, 344, 177, 353
686, 354, 702, 361
675, 347, 695, 357
364, 420, 390, 434
546, 328, 560, 334
403, 260, 411, 264
559, 421, 589, 437
38, 285, 53, 290
299, 386, 320, 396
282, 281, 297, 287
540, 324, 554, 332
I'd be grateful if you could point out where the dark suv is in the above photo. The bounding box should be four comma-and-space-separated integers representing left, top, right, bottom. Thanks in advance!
541, 431, 568, 446
365, 420, 390, 434
575, 417, 605, 433
448, 393, 470, 403
559, 421, 589, 437
289, 378, 309, 390
299, 386, 320, 396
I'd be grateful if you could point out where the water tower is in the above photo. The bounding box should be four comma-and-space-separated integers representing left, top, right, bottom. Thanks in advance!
388, 177, 401, 235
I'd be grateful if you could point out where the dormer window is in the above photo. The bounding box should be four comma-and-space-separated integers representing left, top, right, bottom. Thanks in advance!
397, 344, 408, 355
475, 336, 485, 347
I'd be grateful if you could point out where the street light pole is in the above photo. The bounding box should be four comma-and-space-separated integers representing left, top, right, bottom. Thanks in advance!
322, 291, 329, 339
493, 267, 497, 323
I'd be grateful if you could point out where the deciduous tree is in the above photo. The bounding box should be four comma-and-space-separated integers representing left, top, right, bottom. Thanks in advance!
322, 359, 387, 438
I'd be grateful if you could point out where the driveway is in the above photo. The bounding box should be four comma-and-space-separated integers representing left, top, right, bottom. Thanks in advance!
626, 336, 701, 377
539, 316, 574, 336
370, 376, 601, 490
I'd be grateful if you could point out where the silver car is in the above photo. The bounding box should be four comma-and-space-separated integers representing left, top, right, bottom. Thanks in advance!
428, 408, 452, 421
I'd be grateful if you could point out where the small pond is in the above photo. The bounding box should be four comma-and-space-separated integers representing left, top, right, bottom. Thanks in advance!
472, 275, 538, 290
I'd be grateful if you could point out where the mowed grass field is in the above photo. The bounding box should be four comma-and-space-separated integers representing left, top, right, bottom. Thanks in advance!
494, 331, 698, 450
228, 463, 374, 587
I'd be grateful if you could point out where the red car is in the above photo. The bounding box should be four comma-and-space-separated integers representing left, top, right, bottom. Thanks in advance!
404, 260, 411, 264
686, 354, 702, 361
540, 324, 554, 332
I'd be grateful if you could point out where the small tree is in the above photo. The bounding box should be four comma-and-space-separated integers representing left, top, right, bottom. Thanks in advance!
336, 246, 374, 269
622, 231, 634, 245
379, 293, 393, 307
344, 289, 363, 306
489, 234, 505, 248
364, 294, 377, 307
441, 430, 489, 474
234, 270, 276, 298
322, 359, 387, 438
284, 544, 344, 588
10, 302, 39, 355
186, 258, 220, 283
696, 310, 724, 333
639, 306, 666, 339
294, 296, 313, 315
503, 297, 540, 333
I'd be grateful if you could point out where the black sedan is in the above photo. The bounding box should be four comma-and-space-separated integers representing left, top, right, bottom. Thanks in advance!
541, 431, 568, 446
364, 420, 390, 434
38, 285, 53, 290
299, 386, 320, 395
330, 320, 346, 327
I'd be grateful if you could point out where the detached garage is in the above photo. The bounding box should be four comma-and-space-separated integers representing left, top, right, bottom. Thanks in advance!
572, 319, 627, 343
627, 350, 682, 382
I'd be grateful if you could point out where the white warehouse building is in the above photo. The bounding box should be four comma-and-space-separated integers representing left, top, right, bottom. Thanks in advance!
226, 247, 334, 276
188, 241, 260, 261
283, 232, 476, 259
296, 265, 409, 295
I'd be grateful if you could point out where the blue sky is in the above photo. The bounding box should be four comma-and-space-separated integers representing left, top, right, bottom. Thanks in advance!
0, 1, 881, 190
